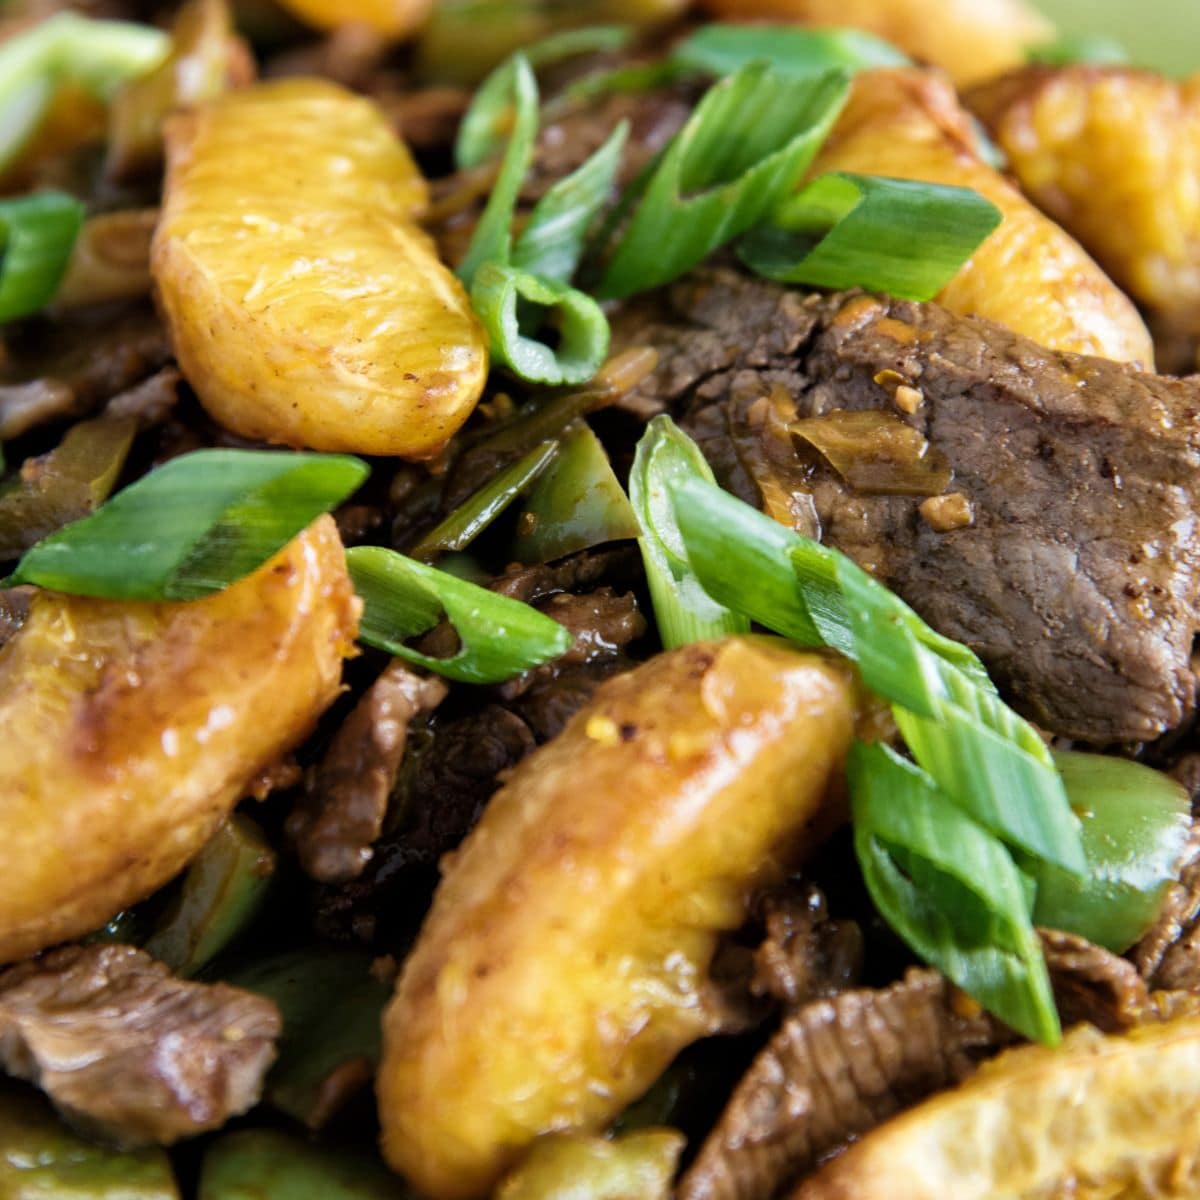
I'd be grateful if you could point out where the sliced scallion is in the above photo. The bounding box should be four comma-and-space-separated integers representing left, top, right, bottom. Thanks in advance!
595, 63, 850, 299
851, 741, 1060, 1045
1027, 33, 1129, 66
409, 440, 558, 562
671, 24, 909, 80
739, 172, 1003, 301
630, 415, 749, 649
0, 191, 85, 323
347, 545, 573, 684
7, 449, 368, 600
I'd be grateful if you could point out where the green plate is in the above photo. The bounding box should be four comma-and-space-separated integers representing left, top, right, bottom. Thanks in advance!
1034, 0, 1200, 76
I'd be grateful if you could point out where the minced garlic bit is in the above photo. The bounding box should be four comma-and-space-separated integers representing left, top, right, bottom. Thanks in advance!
585, 714, 621, 747
920, 492, 974, 532
894, 384, 924, 414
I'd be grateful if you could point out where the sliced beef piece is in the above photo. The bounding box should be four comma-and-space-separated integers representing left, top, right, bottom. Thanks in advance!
614, 270, 1200, 743
0, 944, 279, 1146
1040, 928, 1150, 1032
0, 304, 170, 440
677, 969, 1002, 1200
287, 661, 448, 885
313, 703, 537, 949
0, 587, 33, 651
1133, 830, 1200, 991
751, 886, 864, 1008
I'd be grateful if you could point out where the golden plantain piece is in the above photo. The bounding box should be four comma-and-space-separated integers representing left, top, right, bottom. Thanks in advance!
378, 637, 858, 1200
809, 68, 1154, 366
153, 78, 488, 458
273, 0, 431, 39
0, 515, 358, 965
695, 0, 1053, 88
495, 1130, 685, 1200
791, 1015, 1200, 1199
968, 66, 1200, 346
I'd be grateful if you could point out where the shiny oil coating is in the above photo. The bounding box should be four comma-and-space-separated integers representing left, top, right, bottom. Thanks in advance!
696, 0, 1053, 88
0, 516, 358, 964
810, 69, 1155, 367
969, 67, 1200, 335
273, 0, 431, 37
153, 78, 488, 457
379, 637, 858, 1200
792, 1016, 1200, 1199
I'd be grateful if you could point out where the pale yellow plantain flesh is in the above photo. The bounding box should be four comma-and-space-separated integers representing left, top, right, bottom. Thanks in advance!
378, 637, 858, 1200
0, 516, 358, 964
153, 78, 487, 458
793, 1016, 1200, 1199
273, 0, 431, 38
810, 69, 1155, 367
969, 67, 1200, 343
696, 0, 1053, 88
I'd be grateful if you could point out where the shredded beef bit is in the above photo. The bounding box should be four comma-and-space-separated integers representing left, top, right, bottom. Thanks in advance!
0, 944, 279, 1146
288, 661, 448, 884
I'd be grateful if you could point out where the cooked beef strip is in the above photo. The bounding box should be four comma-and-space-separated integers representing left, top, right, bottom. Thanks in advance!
1133, 828, 1200, 991
614, 270, 1200, 743
0, 944, 279, 1146
287, 661, 448, 885
1039, 928, 1150, 1033
677, 968, 1002, 1200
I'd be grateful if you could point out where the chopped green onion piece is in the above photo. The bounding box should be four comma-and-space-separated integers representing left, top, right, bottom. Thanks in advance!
672, 24, 909, 79
347, 545, 572, 684
0, 190, 85, 323
1032, 752, 1191, 953
513, 421, 639, 565
456, 24, 633, 169
596, 63, 850, 299
851, 741, 1060, 1045
410, 440, 558, 562
630, 415, 750, 650
470, 261, 611, 386
0, 13, 168, 176
7, 449, 368, 600
1028, 33, 1129, 66
739, 172, 1002, 301
667, 466, 1084, 873
513, 121, 628, 284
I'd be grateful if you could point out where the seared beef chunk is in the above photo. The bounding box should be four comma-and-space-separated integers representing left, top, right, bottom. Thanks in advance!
0, 945, 279, 1146
287, 661, 448, 884
616, 270, 1200, 743
677, 969, 1001, 1200
1134, 830, 1200, 991
1040, 929, 1150, 1032
751, 887, 864, 1008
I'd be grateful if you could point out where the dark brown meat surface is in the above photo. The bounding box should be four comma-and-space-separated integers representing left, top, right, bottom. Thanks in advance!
1134, 828, 1200, 990
1039, 928, 1150, 1032
287, 660, 448, 884
0, 944, 279, 1146
615, 270, 1200, 743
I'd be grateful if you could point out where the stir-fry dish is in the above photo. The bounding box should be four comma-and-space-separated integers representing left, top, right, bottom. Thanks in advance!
4, 0, 1200, 1196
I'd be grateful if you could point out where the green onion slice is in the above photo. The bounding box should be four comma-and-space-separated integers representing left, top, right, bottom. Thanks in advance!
455, 24, 633, 170
347, 545, 572, 684
409, 440, 558, 562
1032, 752, 1191, 953
630, 415, 750, 650
1027, 33, 1129, 67
672, 24, 910, 79
512, 420, 640, 565
0, 191, 85, 323
513, 120, 628, 284
666, 458, 1083, 873
470, 262, 611, 386
0, 13, 169, 176
851, 741, 1060, 1045
596, 63, 850, 299
739, 172, 1003, 301
7, 449, 368, 600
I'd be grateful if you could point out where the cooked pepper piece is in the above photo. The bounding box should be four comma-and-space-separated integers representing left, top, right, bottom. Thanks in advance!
378, 636, 858, 1199
808, 68, 1154, 365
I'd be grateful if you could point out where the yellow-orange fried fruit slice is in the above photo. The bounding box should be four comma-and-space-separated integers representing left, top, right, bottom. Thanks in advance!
379, 637, 858, 1199
793, 1016, 1200, 1199
810, 68, 1154, 367
153, 78, 487, 458
0, 516, 358, 964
